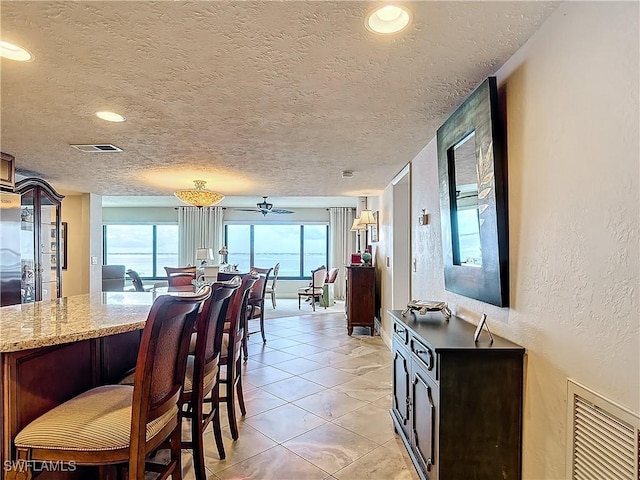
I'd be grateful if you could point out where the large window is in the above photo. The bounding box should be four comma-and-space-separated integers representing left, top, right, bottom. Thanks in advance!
103, 224, 178, 278
225, 224, 328, 279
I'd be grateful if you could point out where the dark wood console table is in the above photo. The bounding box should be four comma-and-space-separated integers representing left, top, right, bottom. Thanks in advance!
389, 309, 524, 480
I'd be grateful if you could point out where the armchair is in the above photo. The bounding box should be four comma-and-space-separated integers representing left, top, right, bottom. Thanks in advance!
322, 267, 339, 307
297, 266, 327, 311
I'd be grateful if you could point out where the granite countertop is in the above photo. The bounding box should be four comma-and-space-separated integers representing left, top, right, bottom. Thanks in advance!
0, 292, 162, 353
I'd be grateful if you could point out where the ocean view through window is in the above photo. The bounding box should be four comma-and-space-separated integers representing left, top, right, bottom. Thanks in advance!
225, 224, 328, 278
103, 224, 178, 278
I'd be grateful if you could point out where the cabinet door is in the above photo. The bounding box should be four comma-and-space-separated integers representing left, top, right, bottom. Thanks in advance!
412, 361, 438, 478
20, 190, 36, 303
392, 340, 411, 441
38, 191, 60, 301
17, 178, 63, 303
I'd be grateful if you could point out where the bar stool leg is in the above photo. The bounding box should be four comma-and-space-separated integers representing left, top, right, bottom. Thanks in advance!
171, 423, 183, 480
212, 402, 226, 459
237, 357, 246, 416
191, 398, 206, 480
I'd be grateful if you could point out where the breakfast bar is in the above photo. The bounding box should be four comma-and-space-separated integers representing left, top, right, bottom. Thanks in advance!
0, 292, 159, 476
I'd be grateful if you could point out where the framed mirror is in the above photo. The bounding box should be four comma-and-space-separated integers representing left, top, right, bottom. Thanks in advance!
437, 77, 509, 307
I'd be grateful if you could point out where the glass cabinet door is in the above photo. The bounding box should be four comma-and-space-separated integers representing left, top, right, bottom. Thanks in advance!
40, 193, 60, 301
16, 178, 64, 303
20, 190, 36, 303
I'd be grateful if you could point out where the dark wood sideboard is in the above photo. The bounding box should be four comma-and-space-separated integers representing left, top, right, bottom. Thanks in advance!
389, 309, 524, 480
345, 266, 375, 335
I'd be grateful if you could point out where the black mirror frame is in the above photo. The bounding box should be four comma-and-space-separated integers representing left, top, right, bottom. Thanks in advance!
437, 77, 509, 307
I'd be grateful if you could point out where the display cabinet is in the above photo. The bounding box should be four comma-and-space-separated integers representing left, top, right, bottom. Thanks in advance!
16, 178, 64, 303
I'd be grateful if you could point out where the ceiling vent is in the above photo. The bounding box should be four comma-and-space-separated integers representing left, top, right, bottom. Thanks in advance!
70, 144, 122, 153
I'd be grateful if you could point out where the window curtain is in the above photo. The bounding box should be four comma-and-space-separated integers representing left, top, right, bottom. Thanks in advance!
177, 207, 224, 266
329, 207, 355, 300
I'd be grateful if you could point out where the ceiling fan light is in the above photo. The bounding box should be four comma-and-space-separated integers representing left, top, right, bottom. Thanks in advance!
257, 196, 273, 213
174, 180, 224, 208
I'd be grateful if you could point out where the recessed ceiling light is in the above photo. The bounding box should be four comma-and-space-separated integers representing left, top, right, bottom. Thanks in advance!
96, 111, 126, 123
366, 5, 411, 35
0, 41, 33, 62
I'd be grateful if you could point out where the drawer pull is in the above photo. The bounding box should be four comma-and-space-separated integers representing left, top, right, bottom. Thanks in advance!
395, 327, 406, 334
415, 349, 427, 354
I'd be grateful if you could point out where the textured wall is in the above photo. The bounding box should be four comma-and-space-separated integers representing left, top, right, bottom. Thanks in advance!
88, 194, 103, 294
385, 2, 639, 478
61, 195, 86, 296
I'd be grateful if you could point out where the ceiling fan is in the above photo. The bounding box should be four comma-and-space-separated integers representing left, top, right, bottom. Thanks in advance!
236, 196, 294, 216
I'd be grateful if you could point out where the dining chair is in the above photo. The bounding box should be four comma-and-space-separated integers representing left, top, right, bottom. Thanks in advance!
165, 266, 198, 287
297, 265, 327, 311
102, 264, 126, 291
218, 274, 257, 440
10, 288, 210, 480
246, 266, 273, 350
264, 262, 280, 309
126, 269, 145, 292
181, 282, 238, 480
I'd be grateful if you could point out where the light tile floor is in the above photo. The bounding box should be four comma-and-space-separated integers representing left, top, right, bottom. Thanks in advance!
178, 304, 420, 480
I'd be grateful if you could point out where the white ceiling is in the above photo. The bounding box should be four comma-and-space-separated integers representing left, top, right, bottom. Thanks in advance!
1, 1, 558, 206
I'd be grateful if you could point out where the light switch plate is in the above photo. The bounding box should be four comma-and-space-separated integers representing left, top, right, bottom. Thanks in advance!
91, 256, 98, 265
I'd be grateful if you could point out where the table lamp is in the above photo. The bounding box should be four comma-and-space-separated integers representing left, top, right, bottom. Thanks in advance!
357, 209, 377, 247
195, 248, 213, 267
351, 218, 366, 253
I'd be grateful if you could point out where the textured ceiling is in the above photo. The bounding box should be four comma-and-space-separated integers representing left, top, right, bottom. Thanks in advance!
1, 1, 558, 201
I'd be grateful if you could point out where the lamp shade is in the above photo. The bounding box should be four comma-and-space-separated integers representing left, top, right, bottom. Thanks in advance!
358, 209, 376, 226
195, 248, 213, 261
174, 180, 224, 208
351, 218, 366, 231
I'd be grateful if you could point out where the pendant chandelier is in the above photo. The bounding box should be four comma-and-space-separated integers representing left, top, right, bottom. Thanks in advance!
174, 180, 224, 208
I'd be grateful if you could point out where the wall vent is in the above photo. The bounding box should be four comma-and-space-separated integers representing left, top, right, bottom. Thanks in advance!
70, 144, 122, 153
567, 379, 639, 480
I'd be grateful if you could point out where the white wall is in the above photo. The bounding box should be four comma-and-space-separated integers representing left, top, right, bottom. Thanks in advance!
61, 193, 102, 295
379, 2, 639, 478
103, 207, 177, 223
88, 193, 102, 293
61, 195, 85, 296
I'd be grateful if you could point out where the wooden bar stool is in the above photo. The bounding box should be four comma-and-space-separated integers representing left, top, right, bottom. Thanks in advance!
8, 288, 210, 480
219, 274, 257, 440
180, 282, 238, 480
